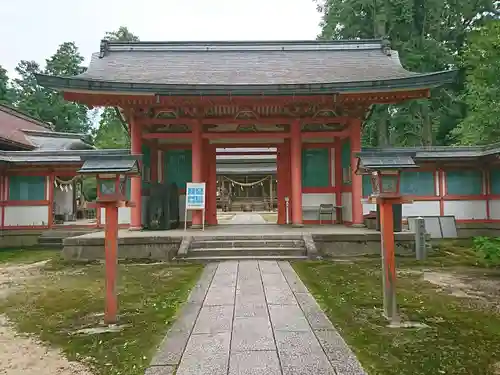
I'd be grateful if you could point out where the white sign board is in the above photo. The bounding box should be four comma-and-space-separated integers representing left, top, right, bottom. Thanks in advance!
185, 182, 206, 230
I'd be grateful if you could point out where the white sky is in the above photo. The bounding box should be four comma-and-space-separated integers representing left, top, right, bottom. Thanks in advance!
0, 0, 322, 77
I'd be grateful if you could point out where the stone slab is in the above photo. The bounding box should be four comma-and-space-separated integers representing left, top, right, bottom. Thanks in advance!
234, 302, 269, 318
269, 304, 310, 331
193, 305, 234, 334
261, 272, 288, 288
211, 271, 237, 287
236, 289, 266, 305
228, 351, 281, 375
231, 316, 275, 352
295, 292, 334, 330
315, 329, 367, 374
168, 302, 202, 332
280, 351, 336, 375
275, 330, 323, 355
204, 286, 236, 306
175, 332, 230, 375
144, 365, 176, 375
217, 261, 239, 274
265, 287, 297, 305
258, 260, 282, 274
150, 328, 190, 366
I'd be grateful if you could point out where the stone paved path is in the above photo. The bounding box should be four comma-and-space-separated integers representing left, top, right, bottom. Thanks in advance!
228, 213, 267, 225
146, 261, 366, 375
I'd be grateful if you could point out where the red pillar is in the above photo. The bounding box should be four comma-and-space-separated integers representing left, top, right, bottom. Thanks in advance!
191, 121, 203, 228
204, 141, 217, 225
290, 121, 303, 227
334, 138, 343, 223
350, 118, 364, 226
277, 144, 284, 224
130, 116, 142, 230
104, 202, 118, 324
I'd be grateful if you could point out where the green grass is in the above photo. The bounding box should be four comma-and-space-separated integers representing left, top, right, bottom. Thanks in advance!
0, 261, 203, 375
293, 243, 500, 375
0, 248, 59, 264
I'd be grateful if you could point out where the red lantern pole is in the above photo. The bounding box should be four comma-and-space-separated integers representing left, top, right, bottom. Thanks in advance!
104, 202, 119, 324
379, 198, 398, 322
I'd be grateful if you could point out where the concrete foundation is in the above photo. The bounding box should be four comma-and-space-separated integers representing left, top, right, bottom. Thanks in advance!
61, 225, 419, 262
312, 232, 416, 257
0, 230, 42, 248
63, 235, 181, 262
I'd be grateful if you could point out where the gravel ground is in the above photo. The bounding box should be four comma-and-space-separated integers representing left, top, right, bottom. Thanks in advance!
0, 261, 93, 375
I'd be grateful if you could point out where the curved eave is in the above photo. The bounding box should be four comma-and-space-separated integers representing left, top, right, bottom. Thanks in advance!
35, 70, 457, 96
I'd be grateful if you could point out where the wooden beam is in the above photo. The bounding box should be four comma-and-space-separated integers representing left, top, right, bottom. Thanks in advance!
202, 132, 290, 139
216, 151, 276, 156
302, 129, 350, 139
137, 116, 352, 126
143, 132, 192, 139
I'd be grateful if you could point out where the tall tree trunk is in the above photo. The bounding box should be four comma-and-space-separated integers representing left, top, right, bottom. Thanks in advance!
377, 105, 390, 147
421, 102, 433, 146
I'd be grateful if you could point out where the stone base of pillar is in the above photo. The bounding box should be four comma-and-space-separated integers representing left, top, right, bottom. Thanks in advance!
128, 226, 142, 231
292, 223, 304, 228
190, 224, 203, 229
351, 223, 366, 228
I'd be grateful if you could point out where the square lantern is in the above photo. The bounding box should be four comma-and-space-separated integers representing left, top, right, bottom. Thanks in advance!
356, 152, 418, 199
77, 154, 141, 203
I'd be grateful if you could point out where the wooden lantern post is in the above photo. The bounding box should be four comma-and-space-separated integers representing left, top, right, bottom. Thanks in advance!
78, 154, 140, 325
356, 152, 417, 322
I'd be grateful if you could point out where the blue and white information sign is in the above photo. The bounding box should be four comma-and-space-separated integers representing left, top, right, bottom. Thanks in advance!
184, 182, 206, 230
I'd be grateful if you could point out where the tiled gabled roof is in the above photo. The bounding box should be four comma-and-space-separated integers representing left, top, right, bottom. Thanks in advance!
35, 39, 456, 95
0, 105, 93, 151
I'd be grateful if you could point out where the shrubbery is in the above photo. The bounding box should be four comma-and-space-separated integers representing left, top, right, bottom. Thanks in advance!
472, 236, 500, 267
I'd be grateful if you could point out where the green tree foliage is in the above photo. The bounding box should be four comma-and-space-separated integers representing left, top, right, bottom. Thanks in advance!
92, 26, 139, 149
316, 0, 498, 147
92, 108, 130, 149
0, 65, 15, 105
12, 42, 90, 133
452, 21, 500, 145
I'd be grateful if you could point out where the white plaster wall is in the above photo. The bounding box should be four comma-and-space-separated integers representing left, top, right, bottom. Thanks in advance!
5, 206, 48, 226
444, 200, 487, 220
54, 188, 73, 215
302, 193, 336, 220
364, 201, 440, 217
100, 207, 131, 225
403, 201, 441, 217
341, 192, 352, 222
179, 194, 193, 221
489, 200, 500, 220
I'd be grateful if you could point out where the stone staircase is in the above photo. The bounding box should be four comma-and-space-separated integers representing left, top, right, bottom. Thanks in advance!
177, 235, 309, 262
38, 229, 99, 249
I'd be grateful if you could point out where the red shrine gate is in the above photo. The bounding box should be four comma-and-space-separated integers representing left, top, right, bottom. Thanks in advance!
36, 40, 455, 229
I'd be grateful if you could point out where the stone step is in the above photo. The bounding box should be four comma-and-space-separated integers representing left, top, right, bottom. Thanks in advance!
190, 239, 304, 249
190, 235, 304, 241
188, 246, 305, 257
38, 240, 64, 249
178, 255, 309, 263
38, 237, 63, 244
